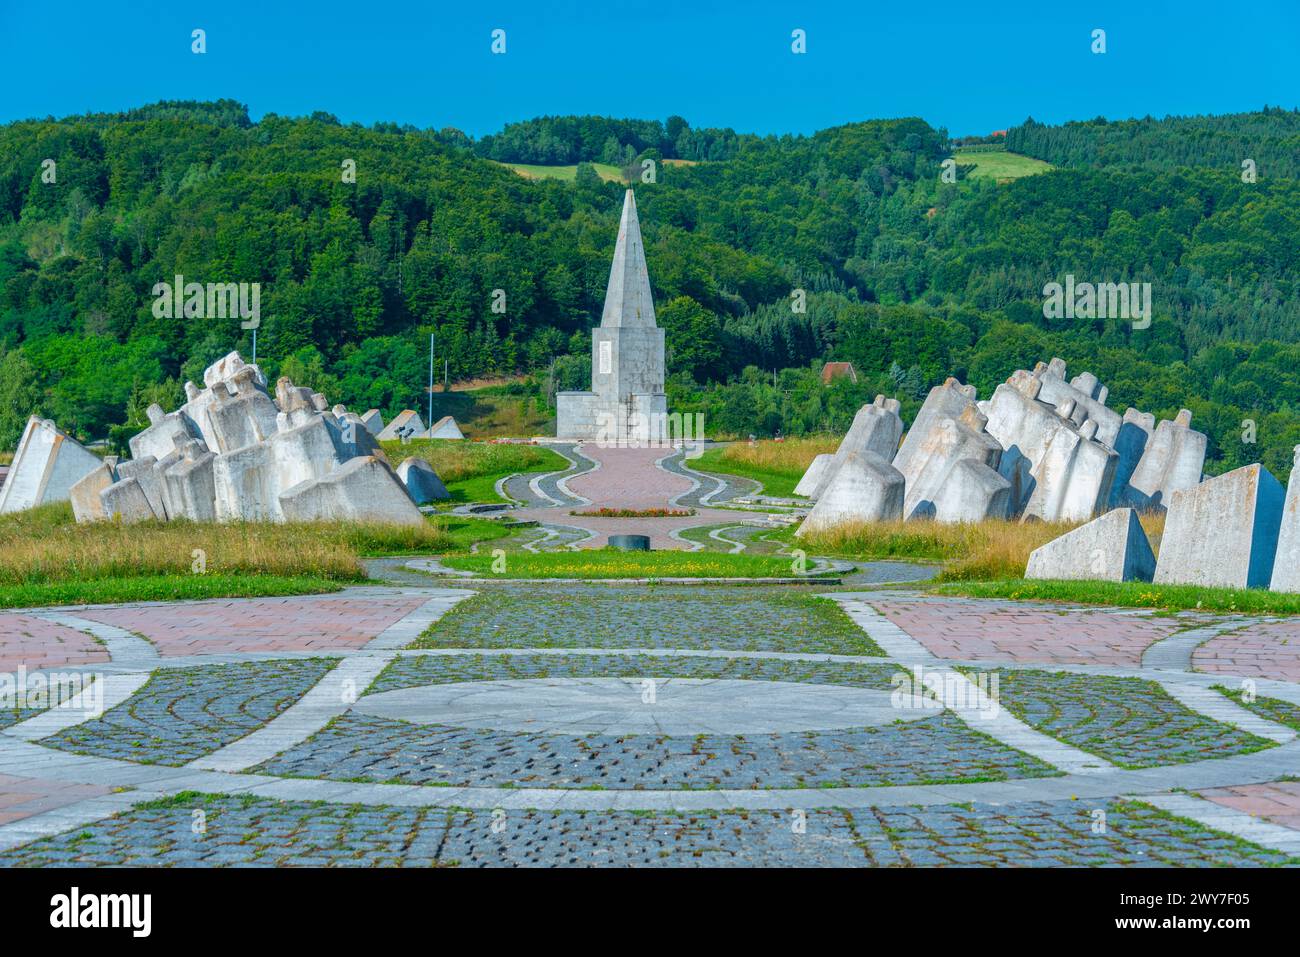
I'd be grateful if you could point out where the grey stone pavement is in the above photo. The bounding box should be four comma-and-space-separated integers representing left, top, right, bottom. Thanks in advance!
2, 573, 1300, 867
2, 441, 1300, 865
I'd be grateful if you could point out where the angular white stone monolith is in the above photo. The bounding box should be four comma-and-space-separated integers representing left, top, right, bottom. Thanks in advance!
100, 476, 157, 523
1154, 463, 1284, 589
794, 454, 833, 498
898, 404, 1005, 521
557, 189, 669, 446
396, 457, 449, 503
427, 415, 464, 439
1025, 508, 1156, 582
378, 410, 426, 441
930, 457, 1012, 522
69, 462, 117, 523
813, 395, 904, 498
0, 417, 103, 514
1269, 447, 1300, 593
279, 456, 425, 525
1122, 409, 1207, 512
796, 451, 904, 537
893, 378, 979, 481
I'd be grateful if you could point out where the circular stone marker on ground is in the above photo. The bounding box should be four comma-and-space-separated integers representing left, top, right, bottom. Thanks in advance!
352, 677, 934, 736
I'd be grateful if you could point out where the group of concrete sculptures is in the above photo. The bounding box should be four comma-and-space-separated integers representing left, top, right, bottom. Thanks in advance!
1029, 458, 1300, 592
0, 352, 452, 525
794, 355, 1300, 592
798, 358, 1206, 536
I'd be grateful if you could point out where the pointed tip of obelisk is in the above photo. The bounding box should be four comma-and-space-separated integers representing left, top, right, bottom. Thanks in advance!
600, 188, 654, 329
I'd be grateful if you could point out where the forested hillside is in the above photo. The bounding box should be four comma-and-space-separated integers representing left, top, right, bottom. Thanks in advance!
1006, 108, 1300, 178
2, 101, 1299, 477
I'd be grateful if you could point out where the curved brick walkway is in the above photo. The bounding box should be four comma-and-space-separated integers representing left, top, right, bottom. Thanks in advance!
3, 578, 1300, 866
509, 444, 768, 550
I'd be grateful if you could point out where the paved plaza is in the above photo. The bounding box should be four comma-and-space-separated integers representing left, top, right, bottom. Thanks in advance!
1, 446, 1300, 866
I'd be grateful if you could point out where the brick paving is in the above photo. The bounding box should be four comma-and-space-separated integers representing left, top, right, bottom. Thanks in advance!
510, 444, 756, 549
1198, 782, 1300, 832
2, 563, 1300, 866
872, 597, 1181, 666
0, 774, 111, 827
0, 614, 109, 671
1194, 620, 1300, 682
70, 596, 429, 656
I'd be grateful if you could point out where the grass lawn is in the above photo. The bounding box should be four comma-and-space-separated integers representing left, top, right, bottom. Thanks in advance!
0, 574, 347, 610
953, 149, 1053, 181
440, 549, 831, 579
437, 516, 515, 550
380, 439, 569, 504
933, 578, 1300, 615
493, 161, 626, 182
0, 501, 509, 608
690, 437, 837, 498
419, 385, 555, 438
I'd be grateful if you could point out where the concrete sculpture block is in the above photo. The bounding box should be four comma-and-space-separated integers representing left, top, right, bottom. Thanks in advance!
213, 440, 282, 523
163, 440, 218, 523
794, 453, 834, 498
0, 417, 104, 514
1123, 410, 1207, 512
378, 410, 426, 442
69, 462, 117, 523
129, 404, 197, 462
1032, 358, 1122, 447
427, 415, 464, 439
981, 370, 1117, 521
1269, 447, 1300, 593
893, 378, 978, 481
23, 352, 423, 527
360, 410, 384, 436
1025, 507, 1156, 582
1022, 420, 1118, 522
396, 457, 450, 503
898, 404, 1004, 521
812, 396, 904, 498
930, 457, 1012, 522
1155, 463, 1284, 588
279, 456, 424, 525
100, 476, 157, 523
1108, 409, 1154, 508
115, 457, 167, 520
796, 451, 905, 537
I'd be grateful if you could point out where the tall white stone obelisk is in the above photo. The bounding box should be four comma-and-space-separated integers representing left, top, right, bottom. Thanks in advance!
556, 189, 668, 445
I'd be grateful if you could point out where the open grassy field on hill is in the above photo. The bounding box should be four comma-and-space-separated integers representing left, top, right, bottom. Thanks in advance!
494, 158, 699, 183
493, 161, 625, 182
953, 149, 1052, 181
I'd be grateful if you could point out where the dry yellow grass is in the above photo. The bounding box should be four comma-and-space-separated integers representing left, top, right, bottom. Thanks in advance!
714, 437, 840, 473
378, 440, 557, 484
0, 502, 454, 585
797, 511, 1167, 581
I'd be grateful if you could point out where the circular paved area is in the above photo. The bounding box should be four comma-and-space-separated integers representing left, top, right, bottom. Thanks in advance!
352, 677, 923, 735
3, 573, 1300, 865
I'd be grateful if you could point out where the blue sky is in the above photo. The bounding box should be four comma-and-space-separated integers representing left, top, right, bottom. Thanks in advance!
1, 0, 1296, 137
